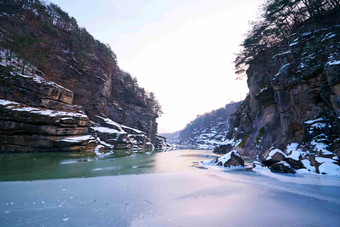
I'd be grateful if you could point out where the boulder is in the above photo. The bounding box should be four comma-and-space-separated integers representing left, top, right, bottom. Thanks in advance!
285, 157, 304, 169
270, 161, 296, 174
262, 148, 287, 166
217, 150, 244, 167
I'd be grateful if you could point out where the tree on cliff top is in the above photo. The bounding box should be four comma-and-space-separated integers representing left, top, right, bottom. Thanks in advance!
235, 0, 339, 79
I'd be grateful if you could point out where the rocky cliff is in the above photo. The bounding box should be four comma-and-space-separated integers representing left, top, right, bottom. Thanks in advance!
214, 12, 340, 174
172, 102, 241, 149
0, 0, 166, 152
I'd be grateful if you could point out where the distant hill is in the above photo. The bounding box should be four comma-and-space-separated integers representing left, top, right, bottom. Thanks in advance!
164, 102, 241, 149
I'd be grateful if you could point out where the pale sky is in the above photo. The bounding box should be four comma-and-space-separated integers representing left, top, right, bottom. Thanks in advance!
51, 0, 263, 133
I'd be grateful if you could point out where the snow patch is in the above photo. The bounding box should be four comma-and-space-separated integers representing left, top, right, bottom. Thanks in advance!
98, 138, 114, 149
289, 41, 298, 47
322, 32, 336, 42
220, 138, 241, 147
301, 31, 312, 36
96, 116, 124, 132
319, 162, 340, 176
286, 143, 305, 161
311, 141, 332, 155
315, 157, 336, 164
272, 50, 291, 58
326, 60, 340, 66
277, 161, 291, 167
94, 145, 104, 156
92, 127, 119, 134
273, 63, 291, 80
0, 99, 19, 106
2, 100, 87, 118
121, 124, 144, 134
304, 118, 324, 124
60, 135, 93, 143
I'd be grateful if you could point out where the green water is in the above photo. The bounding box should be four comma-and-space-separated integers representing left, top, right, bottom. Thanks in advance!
0, 149, 219, 181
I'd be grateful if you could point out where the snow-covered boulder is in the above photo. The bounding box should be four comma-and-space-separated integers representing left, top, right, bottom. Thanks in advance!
270, 161, 296, 174
262, 148, 287, 166
216, 150, 244, 167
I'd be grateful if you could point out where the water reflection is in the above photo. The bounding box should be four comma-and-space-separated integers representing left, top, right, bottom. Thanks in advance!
0, 149, 217, 181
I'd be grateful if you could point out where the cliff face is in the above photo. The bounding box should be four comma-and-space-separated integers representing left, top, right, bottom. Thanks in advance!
0, 1, 163, 152
216, 18, 340, 164
175, 102, 241, 149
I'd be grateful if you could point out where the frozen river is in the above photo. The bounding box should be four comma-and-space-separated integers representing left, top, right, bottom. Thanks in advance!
0, 149, 339, 226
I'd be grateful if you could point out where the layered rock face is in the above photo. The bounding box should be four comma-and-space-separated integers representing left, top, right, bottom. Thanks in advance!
0, 1, 166, 152
214, 19, 340, 174
0, 59, 96, 152
176, 102, 241, 149
0, 47, 162, 152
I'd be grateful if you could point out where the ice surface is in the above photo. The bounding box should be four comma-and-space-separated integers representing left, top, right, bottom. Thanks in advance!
0, 149, 339, 227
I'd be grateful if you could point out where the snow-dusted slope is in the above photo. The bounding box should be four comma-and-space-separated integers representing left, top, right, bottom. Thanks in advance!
175, 102, 241, 149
